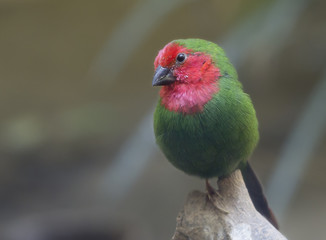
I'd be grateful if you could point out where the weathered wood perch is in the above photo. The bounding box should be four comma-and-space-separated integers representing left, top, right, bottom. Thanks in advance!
171, 170, 287, 240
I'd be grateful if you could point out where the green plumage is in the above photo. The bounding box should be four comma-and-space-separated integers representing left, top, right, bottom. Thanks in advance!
153, 39, 259, 178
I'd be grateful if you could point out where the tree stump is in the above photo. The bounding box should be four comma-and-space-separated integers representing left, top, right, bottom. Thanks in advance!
171, 170, 287, 240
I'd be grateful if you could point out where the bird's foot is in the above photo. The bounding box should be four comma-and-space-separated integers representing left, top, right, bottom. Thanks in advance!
205, 179, 222, 198
205, 179, 228, 214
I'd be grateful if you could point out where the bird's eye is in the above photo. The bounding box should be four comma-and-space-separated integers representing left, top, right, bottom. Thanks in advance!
176, 53, 186, 63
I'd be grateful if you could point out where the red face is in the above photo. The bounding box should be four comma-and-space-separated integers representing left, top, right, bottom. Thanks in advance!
153, 42, 221, 114
154, 42, 216, 85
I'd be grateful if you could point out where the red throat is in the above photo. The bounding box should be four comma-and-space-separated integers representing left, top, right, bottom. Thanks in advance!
155, 43, 221, 114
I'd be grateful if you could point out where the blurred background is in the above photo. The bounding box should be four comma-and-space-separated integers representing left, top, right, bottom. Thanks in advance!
0, 0, 325, 239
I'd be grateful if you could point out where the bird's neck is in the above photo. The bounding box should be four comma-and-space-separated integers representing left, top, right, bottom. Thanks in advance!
159, 79, 219, 114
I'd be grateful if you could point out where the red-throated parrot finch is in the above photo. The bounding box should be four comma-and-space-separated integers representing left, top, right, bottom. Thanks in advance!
152, 38, 278, 229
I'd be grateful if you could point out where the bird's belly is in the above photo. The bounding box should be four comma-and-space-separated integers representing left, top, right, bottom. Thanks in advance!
155, 123, 242, 178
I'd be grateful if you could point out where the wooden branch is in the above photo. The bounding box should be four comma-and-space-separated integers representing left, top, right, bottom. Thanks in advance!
171, 170, 287, 240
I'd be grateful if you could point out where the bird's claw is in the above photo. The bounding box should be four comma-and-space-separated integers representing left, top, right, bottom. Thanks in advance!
205, 179, 228, 214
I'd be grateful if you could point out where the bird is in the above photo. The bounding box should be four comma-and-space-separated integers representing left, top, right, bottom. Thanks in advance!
152, 38, 278, 229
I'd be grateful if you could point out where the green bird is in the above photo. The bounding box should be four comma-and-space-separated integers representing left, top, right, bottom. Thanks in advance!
152, 38, 278, 229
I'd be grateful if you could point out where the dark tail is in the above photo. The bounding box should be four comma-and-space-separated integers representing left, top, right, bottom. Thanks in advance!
241, 163, 279, 229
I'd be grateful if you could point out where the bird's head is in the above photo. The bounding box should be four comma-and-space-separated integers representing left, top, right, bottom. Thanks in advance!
152, 40, 221, 86
152, 39, 228, 114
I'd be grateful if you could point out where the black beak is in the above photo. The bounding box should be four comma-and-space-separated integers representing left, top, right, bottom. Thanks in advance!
152, 65, 176, 86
